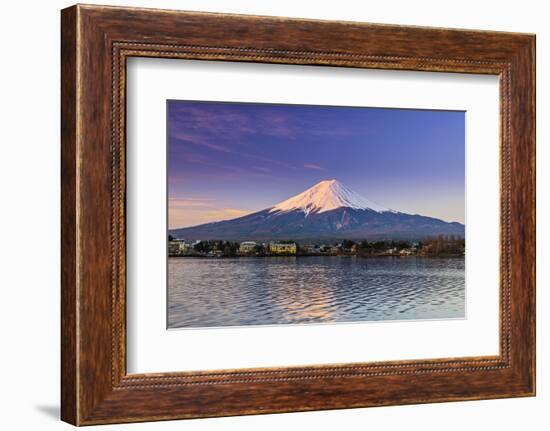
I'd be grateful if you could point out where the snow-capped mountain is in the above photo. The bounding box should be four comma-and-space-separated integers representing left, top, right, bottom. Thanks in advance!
170, 179, 464, 241
270, 179, 389, 215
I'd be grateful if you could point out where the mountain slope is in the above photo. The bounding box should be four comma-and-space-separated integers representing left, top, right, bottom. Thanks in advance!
270, 179, 389, 214
170, 180, 464, 241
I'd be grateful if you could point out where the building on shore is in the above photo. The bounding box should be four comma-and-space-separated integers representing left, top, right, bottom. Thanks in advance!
328, 245, 341, 255
269, 241, 297, 255
168, 238, 189, 256
239, 241, 258, 255
302, 244, 321, 255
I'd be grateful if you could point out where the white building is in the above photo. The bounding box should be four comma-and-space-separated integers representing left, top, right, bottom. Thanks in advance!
168, 238, 188, 255
239, 241, 257, 254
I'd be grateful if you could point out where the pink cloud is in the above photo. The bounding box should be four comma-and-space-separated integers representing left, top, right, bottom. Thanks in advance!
168, 198, 216, 209
169, 204, 252, 229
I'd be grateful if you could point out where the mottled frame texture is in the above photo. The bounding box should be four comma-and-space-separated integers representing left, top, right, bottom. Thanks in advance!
61, 4, 535, 425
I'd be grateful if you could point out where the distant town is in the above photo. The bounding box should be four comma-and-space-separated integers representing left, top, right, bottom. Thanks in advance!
168, 235, 465, 258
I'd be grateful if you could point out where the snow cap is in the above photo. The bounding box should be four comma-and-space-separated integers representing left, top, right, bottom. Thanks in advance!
270, 179, 389, 215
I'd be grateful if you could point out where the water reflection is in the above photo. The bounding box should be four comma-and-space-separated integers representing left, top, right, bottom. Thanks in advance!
168, 256, 465, 328
264, 257, 336, 323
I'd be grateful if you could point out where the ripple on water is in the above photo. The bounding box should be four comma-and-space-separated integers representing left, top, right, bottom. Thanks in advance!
167, 256, 465, 328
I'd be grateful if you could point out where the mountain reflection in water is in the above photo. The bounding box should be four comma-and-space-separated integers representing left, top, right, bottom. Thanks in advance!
168, 256, 465, 329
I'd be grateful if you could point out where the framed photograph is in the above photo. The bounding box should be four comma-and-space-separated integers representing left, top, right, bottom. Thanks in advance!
165, 101, 467, 330
61, 4, 535, 425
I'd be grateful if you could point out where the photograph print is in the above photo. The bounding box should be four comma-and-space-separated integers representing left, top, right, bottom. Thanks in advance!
167, 100, 465, 329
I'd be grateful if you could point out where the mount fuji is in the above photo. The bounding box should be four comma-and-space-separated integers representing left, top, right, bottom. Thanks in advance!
169, 179, 464, 241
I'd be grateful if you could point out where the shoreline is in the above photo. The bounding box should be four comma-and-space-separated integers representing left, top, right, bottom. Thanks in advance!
168, 254, 465, 259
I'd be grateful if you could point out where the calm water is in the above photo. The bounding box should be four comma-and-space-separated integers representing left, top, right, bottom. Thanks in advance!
168, 256, 465, 329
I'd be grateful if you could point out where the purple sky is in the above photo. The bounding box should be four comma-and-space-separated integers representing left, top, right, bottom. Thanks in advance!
168, 100, 465, 229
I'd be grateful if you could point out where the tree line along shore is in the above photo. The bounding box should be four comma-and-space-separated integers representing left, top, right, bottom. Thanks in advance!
168, 235, 465, 258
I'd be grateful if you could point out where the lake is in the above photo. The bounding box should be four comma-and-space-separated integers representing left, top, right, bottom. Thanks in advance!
168, 256, 465, 328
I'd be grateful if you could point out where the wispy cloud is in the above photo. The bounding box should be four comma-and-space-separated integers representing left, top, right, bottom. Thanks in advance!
240, 152, 294, 169
168, 196, 254, 228
170, 153, 277, 180
169, 203, 252, 229
172, 133, 231, 153
168, 198, 216, 209
304, 163, 326, 171
168, 102, 374, 175
168, 103, 296, 141
172, 135, 294, 170
209, 208, 251, 219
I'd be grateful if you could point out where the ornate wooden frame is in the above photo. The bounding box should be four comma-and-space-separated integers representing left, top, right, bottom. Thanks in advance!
61, 4, 535, 425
